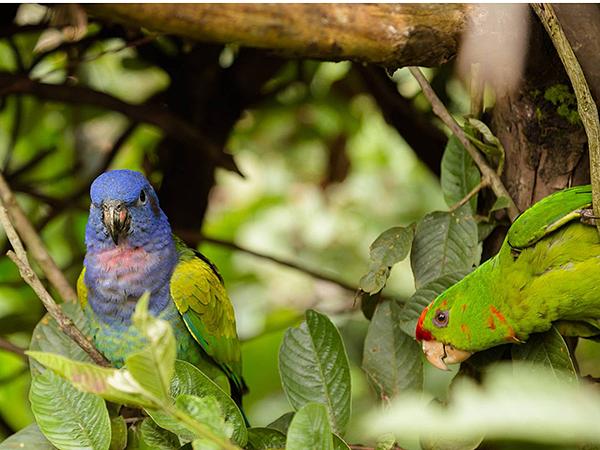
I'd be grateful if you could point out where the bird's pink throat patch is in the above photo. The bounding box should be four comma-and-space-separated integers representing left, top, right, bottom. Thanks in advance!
94, 244, 158, 273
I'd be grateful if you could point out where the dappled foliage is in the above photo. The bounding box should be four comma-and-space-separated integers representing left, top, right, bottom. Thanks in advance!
1, 4, 600, 450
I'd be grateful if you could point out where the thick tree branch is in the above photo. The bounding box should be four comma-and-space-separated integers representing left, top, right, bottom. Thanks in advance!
409, 66, 520, 221
86, 4, 471, 68
0, 202, 109, 366
532, 4, 600, 233
0, 72, 239, 173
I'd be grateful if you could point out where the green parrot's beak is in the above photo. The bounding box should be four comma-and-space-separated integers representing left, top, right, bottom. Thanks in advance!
102, 201, 131, 245
422, 340, 472, 371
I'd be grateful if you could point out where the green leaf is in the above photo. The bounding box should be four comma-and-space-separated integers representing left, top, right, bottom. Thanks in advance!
139, 418, 180, 450
410, 210, 478, 288
359, 265, 390, 295
359, 291, 381, 320
441, 135, 481, 213
363, 301, 423, 399
511, 326, 577, 381
127, 293, 176, 402
246, 428, 286, 450
398, 272, 468, 337
286, 403, 334, 450
279, 310, 351, 435
333, 434, 351, 450
369, 226, 414, 267
27, 351, 156, 408
0, 424, 56, 450
148, 360, 247, 446
109, 416, 127, 450
266, 412, 294, 434
366, 363, 600, 445
29, 302, 94, 375
490, 195, 511, 213
466, 118, 505, 174
30, 370, 111, 450
359, 226, 414, 294
175, 395, 232, 444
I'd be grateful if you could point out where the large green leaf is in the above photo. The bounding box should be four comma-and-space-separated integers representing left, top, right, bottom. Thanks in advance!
511, 326, 577, 381
363, 301, 422, 398
286, 403, 334, 450
148, 360, 247, 446
30, 370, 111, 450
398, 272, 468, 337
139, 418, 180, 450
441, 135, 481, 213
29, 302, 94, 375
127, 294, 175, 402
410, 210, 478, 288
359, 226, 414, 294
279, 310, 351, 434
27, 351, 155, 408
0, 424, 56, 450
366, 363, 600, 445
246, 428, 286, 450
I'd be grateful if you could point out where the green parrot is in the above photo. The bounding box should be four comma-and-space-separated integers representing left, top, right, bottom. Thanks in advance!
416, 184, 600, 370
77, 170, 247, 410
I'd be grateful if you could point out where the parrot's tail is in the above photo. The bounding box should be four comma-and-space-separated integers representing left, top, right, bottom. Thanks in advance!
229, 376, 251, 427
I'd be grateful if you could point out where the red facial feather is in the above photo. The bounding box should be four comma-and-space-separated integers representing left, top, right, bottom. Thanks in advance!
415, 304, 433, 341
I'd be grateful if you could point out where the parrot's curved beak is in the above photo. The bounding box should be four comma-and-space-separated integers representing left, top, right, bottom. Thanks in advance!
102, 201, 131, 245
422, 340, 472, 371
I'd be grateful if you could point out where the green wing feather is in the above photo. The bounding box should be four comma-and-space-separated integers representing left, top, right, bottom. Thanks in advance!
77, 267, 88, 309
170, 237, 244, 394
507, 184, 592, 249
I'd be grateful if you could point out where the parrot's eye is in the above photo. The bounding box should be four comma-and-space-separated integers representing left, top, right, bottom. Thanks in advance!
138, 190, 147, 205
433, 309, 449, 328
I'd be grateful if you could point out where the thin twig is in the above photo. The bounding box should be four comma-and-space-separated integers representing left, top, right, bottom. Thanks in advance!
449, 178, 490, 212
409, 66, 519, 221
200, 235, 361, 295
0, 205, 109, 366
0, 171, 78, 302
0, 336, 27, 361
531, 4, 600, 234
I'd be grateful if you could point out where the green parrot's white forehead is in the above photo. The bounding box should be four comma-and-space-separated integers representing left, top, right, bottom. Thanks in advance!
90, 170, 153, 205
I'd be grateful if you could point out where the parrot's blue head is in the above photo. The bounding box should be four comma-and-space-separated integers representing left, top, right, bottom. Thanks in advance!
86, 170, 171, 248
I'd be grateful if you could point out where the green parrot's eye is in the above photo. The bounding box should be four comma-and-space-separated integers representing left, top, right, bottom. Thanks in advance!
433, 309, 449, 328
139, 190, 147, 205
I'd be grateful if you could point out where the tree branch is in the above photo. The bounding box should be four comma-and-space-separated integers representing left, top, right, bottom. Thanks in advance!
532, 4, 600, 233
0, 171, 78, 303
198, 235, 361, 295
408, 66, 520, 221
0, 336, 27, 361
0, 72, 239, 174
0, 203, 109, 366
86, 4, 471, 68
